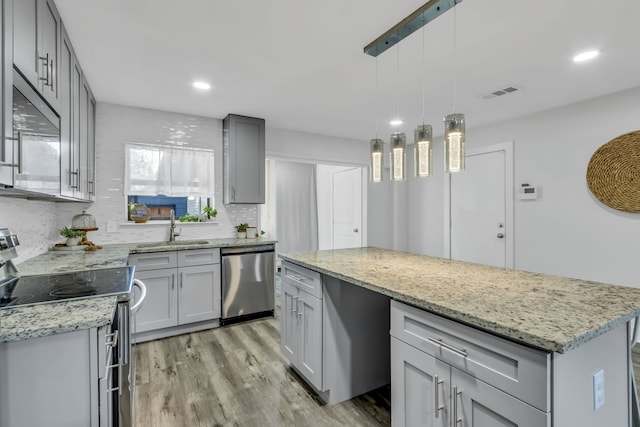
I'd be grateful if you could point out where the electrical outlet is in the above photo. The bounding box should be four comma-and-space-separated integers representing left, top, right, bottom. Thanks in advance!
106, 220, 118, 233
593, 369, 605, 411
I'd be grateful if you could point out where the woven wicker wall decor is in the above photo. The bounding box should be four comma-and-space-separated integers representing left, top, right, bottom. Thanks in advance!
586, 130, 640, 213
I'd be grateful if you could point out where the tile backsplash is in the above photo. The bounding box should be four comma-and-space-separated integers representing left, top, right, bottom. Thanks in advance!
1, 103, 260, 263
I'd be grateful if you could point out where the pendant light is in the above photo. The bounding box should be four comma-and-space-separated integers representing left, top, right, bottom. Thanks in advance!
370, 57, 384, 183
444, 2, 465, 173
414, 16, 432, 178
370, 138, 384, 183
390, 44, 406, 181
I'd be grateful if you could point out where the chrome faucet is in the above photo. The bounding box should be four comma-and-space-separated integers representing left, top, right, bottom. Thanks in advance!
169, 209, 181, 242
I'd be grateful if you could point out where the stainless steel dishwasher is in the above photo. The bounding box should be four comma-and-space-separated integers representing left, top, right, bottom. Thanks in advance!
220, 244, 275, 325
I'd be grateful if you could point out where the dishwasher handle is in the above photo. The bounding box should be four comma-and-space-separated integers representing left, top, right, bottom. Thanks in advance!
220, 244, 275, 255
130, 279, 147, 314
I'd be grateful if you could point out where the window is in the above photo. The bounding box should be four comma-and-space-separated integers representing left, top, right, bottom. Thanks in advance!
124, 143, 214, 221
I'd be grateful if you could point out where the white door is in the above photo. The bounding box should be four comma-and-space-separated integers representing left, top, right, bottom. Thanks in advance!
447, 142, 514, 268
332, 167, 363, 249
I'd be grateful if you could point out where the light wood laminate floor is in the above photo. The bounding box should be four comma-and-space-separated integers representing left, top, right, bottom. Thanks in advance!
134, 315, 390, 427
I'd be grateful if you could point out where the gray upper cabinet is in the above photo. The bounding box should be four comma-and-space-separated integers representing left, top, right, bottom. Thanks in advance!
13, 0, 61, 110
223, 114, 265, 204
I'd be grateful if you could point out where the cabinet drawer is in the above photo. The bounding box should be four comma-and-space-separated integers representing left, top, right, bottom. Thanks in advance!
390, 300, 550, 412
129, 252, 178, 271
178, 248, 220, 267
282, 261, 322, 299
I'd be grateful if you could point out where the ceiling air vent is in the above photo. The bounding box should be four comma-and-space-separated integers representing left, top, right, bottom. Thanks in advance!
480, 85, 522, 100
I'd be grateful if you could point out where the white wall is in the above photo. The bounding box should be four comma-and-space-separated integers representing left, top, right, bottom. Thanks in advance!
55, 103, 259, 245
387, 86, 640, 287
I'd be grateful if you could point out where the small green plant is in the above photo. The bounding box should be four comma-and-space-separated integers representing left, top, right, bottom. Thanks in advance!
59, 227, 83, 238
235, 223, 249, 232
179, 214, 200, 222
260, 230, 266, 236
203, 206, 217, 218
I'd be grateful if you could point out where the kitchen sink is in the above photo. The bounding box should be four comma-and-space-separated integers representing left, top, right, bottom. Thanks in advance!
136, 240, 210, 248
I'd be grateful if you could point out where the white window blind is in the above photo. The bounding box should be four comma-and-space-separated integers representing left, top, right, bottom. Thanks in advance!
124, 143, 214, 197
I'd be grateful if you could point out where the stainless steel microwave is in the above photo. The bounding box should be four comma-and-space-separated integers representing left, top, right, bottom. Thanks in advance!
0, 68, 61, 195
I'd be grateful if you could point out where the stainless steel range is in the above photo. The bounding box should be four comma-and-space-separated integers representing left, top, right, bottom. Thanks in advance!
0, 228, 146, 427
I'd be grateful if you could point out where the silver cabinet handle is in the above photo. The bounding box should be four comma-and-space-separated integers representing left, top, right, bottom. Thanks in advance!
39, 54, 50, 86
453, 385, 462, 424
171, 274, 175, 290
427, 337, 467, 357
49, 58, 54, 89
497, 233, 505, 239
288, 273, 306, 283
180, 272, 183, 288
353, 228, 359, 232
17, 132, 23, 174
434, 375, 444, 418
291, 296, 298, 314
88, 180, 94, 195
71, 169, 79, 189
297, 298, 303, 317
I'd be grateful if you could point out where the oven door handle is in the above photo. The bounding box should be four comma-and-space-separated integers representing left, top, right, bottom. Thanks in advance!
130, 279, 147, 314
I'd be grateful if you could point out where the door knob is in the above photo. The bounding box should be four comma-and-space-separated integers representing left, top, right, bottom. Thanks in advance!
497, 233, 505, 239
353, 228, 359, 233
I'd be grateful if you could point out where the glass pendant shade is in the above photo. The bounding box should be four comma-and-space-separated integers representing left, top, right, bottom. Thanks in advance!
370, 138, 384, 183
414, 125, 432, 177
389, 132, 406, 181
444, 113, 465, 173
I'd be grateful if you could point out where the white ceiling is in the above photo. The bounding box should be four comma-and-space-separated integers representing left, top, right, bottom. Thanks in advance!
55, 0, 640, 142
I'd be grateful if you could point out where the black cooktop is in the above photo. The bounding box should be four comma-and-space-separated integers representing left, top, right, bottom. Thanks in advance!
0, 266, 135, 309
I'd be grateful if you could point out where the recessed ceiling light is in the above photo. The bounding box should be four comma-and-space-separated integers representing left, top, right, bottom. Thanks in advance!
390, 119, 403, 126
193, 81, 211, 90
573, 50, 599, 63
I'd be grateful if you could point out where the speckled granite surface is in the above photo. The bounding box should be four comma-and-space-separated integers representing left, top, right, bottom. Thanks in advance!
5, 238, 276, 343
0, 297, 116, 343
280, 247, 640, 353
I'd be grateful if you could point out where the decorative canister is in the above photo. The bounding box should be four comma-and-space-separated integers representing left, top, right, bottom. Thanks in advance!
130, 204, 151, 223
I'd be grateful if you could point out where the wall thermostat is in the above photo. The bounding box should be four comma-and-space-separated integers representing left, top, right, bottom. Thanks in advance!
518, 183, 538, 200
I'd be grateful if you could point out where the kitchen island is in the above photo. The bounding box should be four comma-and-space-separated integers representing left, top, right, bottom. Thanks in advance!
280, 247, 640, 426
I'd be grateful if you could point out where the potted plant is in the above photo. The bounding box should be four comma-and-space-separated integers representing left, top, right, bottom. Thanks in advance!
203, 205, 217, 220
60, 226, 84, 246
235, 223, 248, 238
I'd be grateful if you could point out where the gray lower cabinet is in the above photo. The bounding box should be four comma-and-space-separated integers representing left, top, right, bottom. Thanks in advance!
391, 337, 548, 427
391, 300, 550, 426
281, 279, 323, 389
129, 249, 221, 341
0, 327, 106, 427
280, 261, 391, 405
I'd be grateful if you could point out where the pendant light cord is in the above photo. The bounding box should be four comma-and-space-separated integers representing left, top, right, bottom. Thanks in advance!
452, 3, 457, 114
421, 17, 426, 126
396, 43, 401, 125
375, 57, 379, 138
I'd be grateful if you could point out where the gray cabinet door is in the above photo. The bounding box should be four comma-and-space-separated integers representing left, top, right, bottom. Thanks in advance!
59, 25, 74, 197
36, 0, 60, 109
223, 114, 265, 204
280, 280, 298, 363
451, 368, 549, 427
87, 93, 96, 199
178, 263, 221, 324
297, 290, 322, 390
13, 0, 38, 85
133, 268, 178, 333
391, 337, 450, 427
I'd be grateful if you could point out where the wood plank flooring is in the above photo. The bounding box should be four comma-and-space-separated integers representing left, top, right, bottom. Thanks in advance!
134, 315, 390, 426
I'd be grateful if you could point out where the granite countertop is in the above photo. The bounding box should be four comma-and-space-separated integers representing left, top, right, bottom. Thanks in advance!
280, 247, 640, 353
0, 297, 117, 343
2, 238, 276, 344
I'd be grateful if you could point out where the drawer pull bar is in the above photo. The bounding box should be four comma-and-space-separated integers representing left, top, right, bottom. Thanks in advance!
453, 385, 462, 424
288, 273, 306, 283
434, 375, 444, 418
427, 337, 467, 357
291, 296, 298, 314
